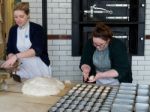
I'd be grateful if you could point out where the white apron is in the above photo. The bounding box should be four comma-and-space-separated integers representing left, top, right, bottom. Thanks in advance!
93, 48, 119, 85
16, 22, 51, 78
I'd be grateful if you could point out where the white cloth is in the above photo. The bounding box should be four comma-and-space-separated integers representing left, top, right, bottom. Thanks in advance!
16, 22, 51, 78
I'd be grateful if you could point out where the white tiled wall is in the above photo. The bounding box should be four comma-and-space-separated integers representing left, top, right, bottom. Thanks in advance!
22, 0, 150, 84
132, 40, 150, 84
22, 0, 43, 25
47, 0, 71, 35
48, 40, 82, 82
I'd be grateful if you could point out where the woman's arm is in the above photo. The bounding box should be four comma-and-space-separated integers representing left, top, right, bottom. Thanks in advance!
88, 69, 118, 82
79, 39, 96, 76
1, 49, 35, 68
15, 48, 35, 59
96, 69, 118, 78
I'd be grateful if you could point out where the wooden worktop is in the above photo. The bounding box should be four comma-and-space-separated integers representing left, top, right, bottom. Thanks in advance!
0, 78, 75, 112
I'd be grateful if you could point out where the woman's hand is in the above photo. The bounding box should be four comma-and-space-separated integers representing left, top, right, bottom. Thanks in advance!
81, 64, 91, 81
7, 53, 15, 59
88, 72, 103, 82
88, 70, 119, 82
1, 54, 18, 69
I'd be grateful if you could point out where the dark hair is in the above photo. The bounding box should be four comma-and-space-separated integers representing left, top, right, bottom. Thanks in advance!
92, 22, 113, 41
14, 2, 30, 15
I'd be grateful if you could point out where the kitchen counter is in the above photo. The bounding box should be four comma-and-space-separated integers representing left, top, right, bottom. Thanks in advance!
2, 79, 147, 112
0, 78, 75, 112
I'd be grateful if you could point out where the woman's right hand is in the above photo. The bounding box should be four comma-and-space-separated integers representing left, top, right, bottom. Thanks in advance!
1, 54, 17, 69
6, 53, 15, 60
81, 64, 91, 81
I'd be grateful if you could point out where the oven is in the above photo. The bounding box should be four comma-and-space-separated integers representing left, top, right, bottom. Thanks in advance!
72, 0, 145, 56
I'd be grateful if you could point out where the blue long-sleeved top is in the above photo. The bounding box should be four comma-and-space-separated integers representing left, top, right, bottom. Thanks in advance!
7, 22, 50, 66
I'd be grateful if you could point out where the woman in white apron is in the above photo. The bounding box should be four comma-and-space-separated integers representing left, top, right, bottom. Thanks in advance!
1, 2, 51, 79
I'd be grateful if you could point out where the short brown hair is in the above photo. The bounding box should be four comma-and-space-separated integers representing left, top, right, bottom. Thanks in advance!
14, 2, 30, 15
92, 22, 113, 41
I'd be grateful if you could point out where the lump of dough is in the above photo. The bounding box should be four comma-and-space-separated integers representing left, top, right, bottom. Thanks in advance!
89, 75, 95, 81
22, 77, 65, 96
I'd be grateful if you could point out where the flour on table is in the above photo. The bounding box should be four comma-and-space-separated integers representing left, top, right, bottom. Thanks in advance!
22, 77, 65, 96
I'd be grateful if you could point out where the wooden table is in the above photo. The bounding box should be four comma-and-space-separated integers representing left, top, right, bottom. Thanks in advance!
0, 79, 75, 112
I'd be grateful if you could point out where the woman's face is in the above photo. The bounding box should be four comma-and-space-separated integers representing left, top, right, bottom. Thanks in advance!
93, 37, 109, 51
14, 10, 29, 27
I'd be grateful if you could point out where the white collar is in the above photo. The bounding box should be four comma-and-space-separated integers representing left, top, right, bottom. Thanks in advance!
18, 21, 29, 30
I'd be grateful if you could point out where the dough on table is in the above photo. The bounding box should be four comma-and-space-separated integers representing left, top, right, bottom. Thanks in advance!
22, 77, 65, 96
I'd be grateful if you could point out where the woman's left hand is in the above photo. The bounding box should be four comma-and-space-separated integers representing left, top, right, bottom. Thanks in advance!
88, 72, 103, 82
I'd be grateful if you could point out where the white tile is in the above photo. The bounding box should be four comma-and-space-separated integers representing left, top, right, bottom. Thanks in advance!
52, 8, 67, 13
52, 60, 67, 66
47, 14, 59, 18
48, 40, 53, 45
49, 56, 60, 61
133, 76, 144, 80
52, 0, 66, 2
138, 60, 150, 65
73, 66, 80, 71
137, 80, 150, 85
138, 71, 150, 75
132, 56, 145, 60
144, 76, 150, 80
60, 24, 71, 29
48, 24, 59, 30
145, 50, 150, 56
144, 56, 150, 60
60, 66, 74, 71
47, 3, 59, 8
53, 51, 68, 56
66, 71, 82, 76
52, 30, 66, 35
52, 19, 67, 24
132, 66, 145, 70
145, 45, 150, 50
59, 3, 71, 8
59, 46, 71, 50
132, 71, 138, 76
132, 60, 137, 66
53, 40, 67, 45
145, 66, 150, 70
53, 71, 67, 76
48, 45, 60, 51
59, 14, 71, 19
67, 61, 80, 65
60, 56, 73, 60
51, 65, 60, 71
145, 40, 150, 44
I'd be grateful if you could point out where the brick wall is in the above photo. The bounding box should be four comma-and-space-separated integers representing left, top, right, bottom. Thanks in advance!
22, 0, 150, 84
